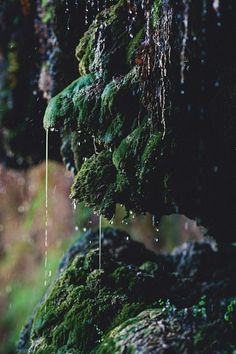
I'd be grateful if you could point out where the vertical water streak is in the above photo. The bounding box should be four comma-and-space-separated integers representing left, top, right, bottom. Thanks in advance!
213, 0, 220, 15
180, 0, 190, 84
155, 1, 173, 138
99, 215, 102, 270
45, 129, 49, 288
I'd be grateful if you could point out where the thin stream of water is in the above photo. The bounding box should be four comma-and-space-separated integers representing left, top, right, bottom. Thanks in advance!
99, 215, 102, 270
45, 129, 49, 287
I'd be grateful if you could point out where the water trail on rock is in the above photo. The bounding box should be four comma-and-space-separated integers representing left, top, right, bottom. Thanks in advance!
45, 129, 49, 288
180, 0, 190, 85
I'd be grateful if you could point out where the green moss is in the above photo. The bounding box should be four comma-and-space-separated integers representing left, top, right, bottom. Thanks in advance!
74, 80, 104, 133
192, 295, 207, 319
76, 23, 97, 76
139, 131, 162, 178
224, 298, 236, 327
126, 28, 145, 65
112, 124, 149, 176
139, 261, 159, 274
27, 246, 161, 354
151, 0, 161, 27
40, 0, 54, 24
43, 74, 94, 130
101, 113, 125, 145
70, 150, 117, 217
76, 0, 127, 77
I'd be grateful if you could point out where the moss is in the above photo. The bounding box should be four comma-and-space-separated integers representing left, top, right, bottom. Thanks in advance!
112, 124, 149, 177
76, 0, 128, 78
26, 240, 160, 354
139, 260, 159, 274
151, 0, 161, 27
74, 79, 104, 133
101, 113, 125, 145
70, 150, 117, 218
224, 298, 236, 327
75, 23, 97, 76
20, 235, 236, 353
126, 28, 145, 65
40, 0, 54, 24
139, 131, 162, 178
192, 295, 207, 319
43, 74, 95, 130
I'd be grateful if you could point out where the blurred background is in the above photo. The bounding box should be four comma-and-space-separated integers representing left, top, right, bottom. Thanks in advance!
0, 157, 204, 353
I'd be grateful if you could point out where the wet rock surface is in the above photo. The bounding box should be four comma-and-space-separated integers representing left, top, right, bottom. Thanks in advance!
18, 229, 236, 353
42, 0, 236, 242
1, 1, 235, 240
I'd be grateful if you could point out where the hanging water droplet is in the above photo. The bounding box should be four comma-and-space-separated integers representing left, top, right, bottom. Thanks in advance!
72, 200, 77, 211
213, 0, 220, 16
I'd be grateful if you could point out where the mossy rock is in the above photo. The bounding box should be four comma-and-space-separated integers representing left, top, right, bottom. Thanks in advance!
41, 0, 236, 242
70, 151, 117, 217
18, 230, 236, 353
43, 74, 95, 130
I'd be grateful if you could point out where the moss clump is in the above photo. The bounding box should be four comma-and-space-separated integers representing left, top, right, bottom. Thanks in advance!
41, 0, 166, 219
74, 79, 105, 134
70, 151, 117, 217
126, 28, 145, 65
25, 232, 163, 354
98, 298, 236, 354
224, 298, 236, 328
19, 234, 236, 353
76, 0, 130, 78
43, 74, 95, 130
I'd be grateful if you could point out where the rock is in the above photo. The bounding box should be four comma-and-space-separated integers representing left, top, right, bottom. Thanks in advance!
18, 229, 236, 353
42, 0, 236, 242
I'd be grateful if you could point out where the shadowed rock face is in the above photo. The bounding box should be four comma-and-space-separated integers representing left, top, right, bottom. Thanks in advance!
18, 228, 236, 353
42, 0, 236, 241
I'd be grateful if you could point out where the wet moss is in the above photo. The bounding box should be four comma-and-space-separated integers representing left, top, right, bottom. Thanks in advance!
126, 28, 145, 65
70, 150, 117, 217
43, 74, 95, 130
19, 234, 236, 353
224, 298, 236, 328
76, 0, 129, 78
27, 243, 160, 353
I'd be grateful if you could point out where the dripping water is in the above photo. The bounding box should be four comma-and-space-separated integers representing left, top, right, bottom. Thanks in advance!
213, 0, 220, 15
45, 129, 49, 288
99, 215, 102, 270
180, 0, 190, 85
155, 2, 173, 138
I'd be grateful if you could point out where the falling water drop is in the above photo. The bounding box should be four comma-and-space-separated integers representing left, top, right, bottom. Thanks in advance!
45, 129, 49, 288
213, 0, 220, 15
